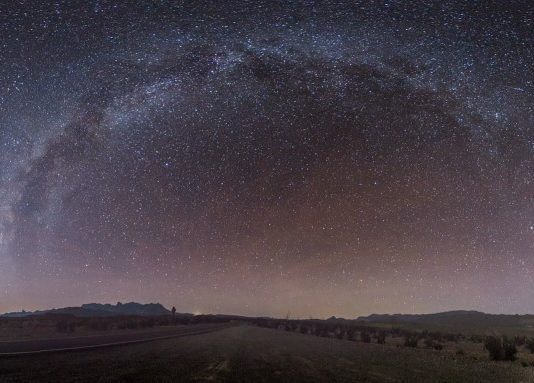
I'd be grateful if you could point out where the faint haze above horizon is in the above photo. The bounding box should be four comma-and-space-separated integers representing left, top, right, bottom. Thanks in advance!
0, 0, 533, 318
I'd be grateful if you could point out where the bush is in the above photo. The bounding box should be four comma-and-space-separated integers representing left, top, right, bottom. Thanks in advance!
430, 331, 442, 342
526, 338, 534, 353
361, 331, 371, 343
444, 333, 458, 342
503, 338, 518, 361
140, 318, 155, 328
88, 320, 109, 331
376, 331, 386, 344
433, 343, 443, 350
404, 334, 418, 348
157, 317, 170, 326
485, 336, 502, 360
485, 336, 501, 360
56, 321, 68, 332
126, 320, 139, 330
484, 336, 517, 361
55, 320, 76, 333
515, 336, 526, 346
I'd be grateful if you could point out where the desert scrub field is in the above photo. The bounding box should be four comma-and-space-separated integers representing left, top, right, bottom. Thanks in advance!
1, 325, 533, 383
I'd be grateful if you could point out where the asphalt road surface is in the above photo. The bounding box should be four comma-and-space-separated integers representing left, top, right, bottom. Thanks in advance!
0, 323, 231, 356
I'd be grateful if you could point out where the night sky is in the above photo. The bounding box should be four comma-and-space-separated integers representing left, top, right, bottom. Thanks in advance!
1, 1, 533, 318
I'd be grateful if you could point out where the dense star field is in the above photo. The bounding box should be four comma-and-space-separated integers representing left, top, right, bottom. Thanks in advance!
0, 1, 532, 317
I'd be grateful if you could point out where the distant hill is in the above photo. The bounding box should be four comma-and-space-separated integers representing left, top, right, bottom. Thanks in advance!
357, 310, 534, 334
1, 302, 171, 318
81, 302, 171, 316
358, 310, 485, 323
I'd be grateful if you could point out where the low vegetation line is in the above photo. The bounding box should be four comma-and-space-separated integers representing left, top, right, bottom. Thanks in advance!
252, 318, 534, 366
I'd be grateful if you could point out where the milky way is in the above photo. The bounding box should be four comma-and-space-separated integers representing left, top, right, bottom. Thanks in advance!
0, 1, 533, 317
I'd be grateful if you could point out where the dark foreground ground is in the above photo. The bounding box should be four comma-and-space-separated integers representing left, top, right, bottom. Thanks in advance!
1, 325, 533, 383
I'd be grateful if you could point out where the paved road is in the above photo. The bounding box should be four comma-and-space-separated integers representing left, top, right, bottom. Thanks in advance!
0, 323, 230, 356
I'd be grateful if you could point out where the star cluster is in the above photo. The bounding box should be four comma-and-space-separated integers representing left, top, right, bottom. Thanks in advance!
0, 0, 533, 317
